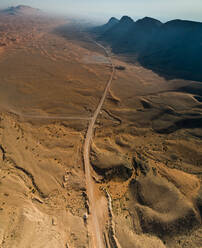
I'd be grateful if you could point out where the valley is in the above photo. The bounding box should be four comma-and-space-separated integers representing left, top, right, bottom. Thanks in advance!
0, 6, 201, 248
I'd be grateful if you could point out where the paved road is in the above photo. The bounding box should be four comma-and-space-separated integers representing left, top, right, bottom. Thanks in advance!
83, 39, 115, 248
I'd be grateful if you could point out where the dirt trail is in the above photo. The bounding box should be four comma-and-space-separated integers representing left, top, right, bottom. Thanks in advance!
83, 38, 115, 248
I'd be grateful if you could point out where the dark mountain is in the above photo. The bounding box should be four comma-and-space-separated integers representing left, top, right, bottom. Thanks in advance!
136, 16, 162, 27
94, 16, 202, 81
140, 19, 202, 81
113, 17, 162, 54
99, 16, 134, 44
92, 17, 119, 34
2, 5, 40, 15
119, 15, 134, 24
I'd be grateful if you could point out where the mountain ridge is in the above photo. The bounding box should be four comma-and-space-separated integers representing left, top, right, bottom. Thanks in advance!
92, 15, 202, 81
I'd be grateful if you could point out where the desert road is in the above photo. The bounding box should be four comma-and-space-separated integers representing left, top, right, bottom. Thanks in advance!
83, 38, 115, 248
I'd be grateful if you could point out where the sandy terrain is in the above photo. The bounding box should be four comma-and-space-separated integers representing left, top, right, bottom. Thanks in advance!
91, 57, 202, 247
0, 11, 201, 248
0, 13, 111, 248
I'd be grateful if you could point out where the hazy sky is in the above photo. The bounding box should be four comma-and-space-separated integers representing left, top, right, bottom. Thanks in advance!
1, 0, 202, 22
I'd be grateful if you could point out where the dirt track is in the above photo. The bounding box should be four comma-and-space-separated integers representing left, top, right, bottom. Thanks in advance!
83, 39, 115, 248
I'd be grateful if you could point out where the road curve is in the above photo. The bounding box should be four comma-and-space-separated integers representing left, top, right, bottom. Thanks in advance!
83, 39, 115, 248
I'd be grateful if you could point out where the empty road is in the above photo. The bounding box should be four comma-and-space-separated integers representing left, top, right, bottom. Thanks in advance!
83, 39, 115, 248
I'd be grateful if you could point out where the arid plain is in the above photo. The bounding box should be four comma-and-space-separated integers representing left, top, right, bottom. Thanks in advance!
0, 8, 201, 248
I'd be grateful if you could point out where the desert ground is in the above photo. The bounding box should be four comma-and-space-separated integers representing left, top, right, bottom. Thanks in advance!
0, 10, 201, 248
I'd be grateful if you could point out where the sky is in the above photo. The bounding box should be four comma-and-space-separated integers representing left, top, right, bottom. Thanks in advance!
0, 0, 202, 23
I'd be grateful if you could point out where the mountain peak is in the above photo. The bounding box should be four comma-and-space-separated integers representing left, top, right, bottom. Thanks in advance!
164, 19, 202, 28
136, 16, 162, 26
107, 17, 119, 25
120, 16, 134, 24
109, 17, 119, 22
3, 5, 40, 15
91, 16, 119, 34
